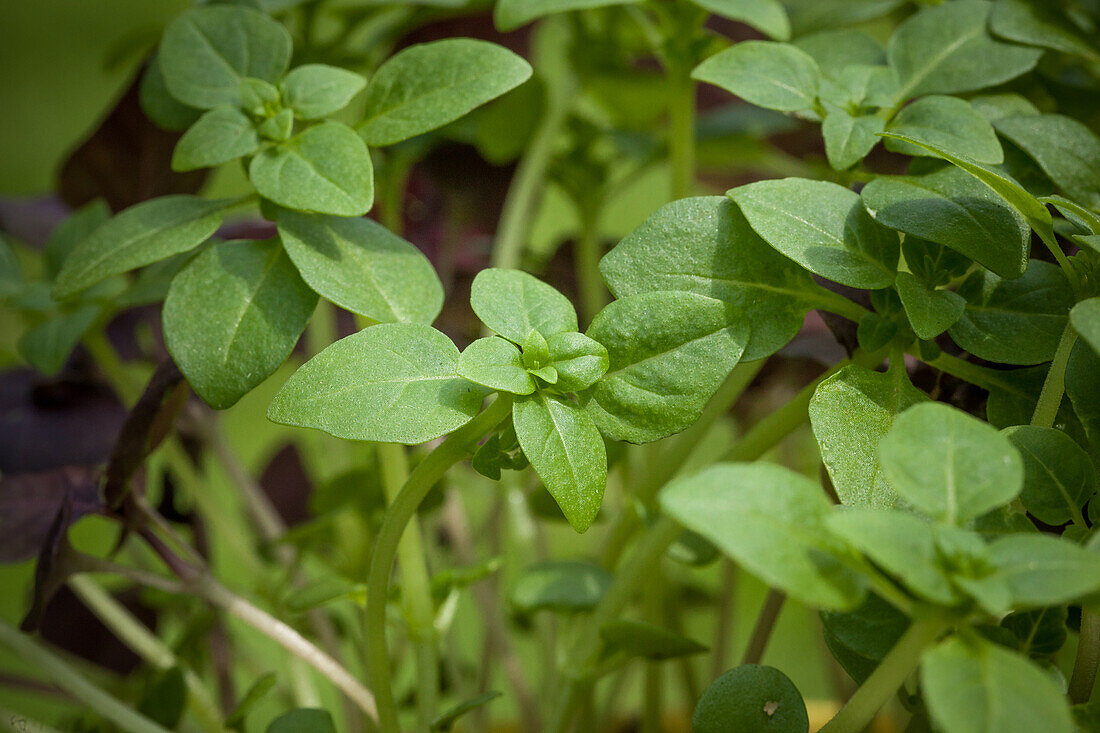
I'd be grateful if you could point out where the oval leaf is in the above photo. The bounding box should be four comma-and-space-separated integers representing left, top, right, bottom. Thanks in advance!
172, 107, 259, 172
693, 665, 809, 733
470, 268, 577, 344
458, 337, 535, 395
885, 95, 1002, 164
511, 560, 612, 613
282, 64, 366, 120
1003, 425, 1095, 526
994, 114, 1100, 210
692, 41, 820, 113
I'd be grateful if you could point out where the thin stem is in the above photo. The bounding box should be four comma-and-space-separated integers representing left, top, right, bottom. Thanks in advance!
922, 351, 1020, 395
740, 590, 785, 666
575, 203, 607, 325
1031, 322, 1077, 429
1069, 610, 1100, 704
0, 620, 172, 733
668, 61, 695, 200
818, 615, 951, 733
68, 575, 224, 733
377, 442, 438, 731
710, 560, 738, 679
365, 397, 514, 732
82, 328, 142, 406
812, 289, 872, 323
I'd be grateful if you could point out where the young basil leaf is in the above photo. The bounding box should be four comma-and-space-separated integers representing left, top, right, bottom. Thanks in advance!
1003, 426, 1095, 526
545, 332, 607, 392
511, 560, 612, 613
430, 692, 502, 733
250, 121, 373, 216
159, 5, 292, 109
513, 391, 606, 532
693, 665, 809, 733
44, 199, 110, 279
902, 236, 973, 288
276, 210, 443, 324
140, 54, 202, 132
599, 619, 707, 662
987, 533, 1100, 607
970, 92, 1041, 123
457, 337, 536, 395
693, 41, 820, 114
1041, 194, 1100, 234
359, 39, 532, 146
1072, 297, 1100, 357
172, 107, 259, 172
880, 402, 1024, 525
258, 109, 294, 142
1066, 342, 1100, 450
887, 0, 1043, 100
470, 268, 577, 345
18, 306, 100, 376
690, 0, 790, 41
730, 178, 899, 289
894, 271, 965, 340
885, 95, 1003, 164
493, 0, 638, 31
661, 462, 866, 610
1001, 606, 1068, 659
989, 0, 1099, 62
586, 291, 748, 444
810, 364, 928, 509
53, 196, 232, 300
267, 323, 491, 444
281, 64, 366, 120
599, 197, 818, 361
164, 240, 317, 410
922, 635, 1075, 733
862, 165, 1029, 279
878, 131, 1056, 245
822, 110, 883, 171
819, 64, 898, 109
793, 30, 885, 79
949, 261, 1073, 366
828, 509, 959, 605
994, 115, 1100, 209
266, 708, 336, 733
821, 594, 909, 684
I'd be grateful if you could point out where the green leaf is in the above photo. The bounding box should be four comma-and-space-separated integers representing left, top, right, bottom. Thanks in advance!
138, 667, 186, 730
821, 594, 909, 684
827, 509, 958, 605
225, 673, 276, 729
281, 64, 365, 120
861, 165, 1030, 280
878, 131, 1056, 246
987, 533, 1100, 607
276, 210, 442, 324
599, 619, 707, 662
989, 0, 1099, 62
511, 560, 612, 613
458, 337, 536, 395
44, 199, 110, 279
693, 665, 809, 733
810, 365, 928, 508
730, 178, 899, 289
159, 5, 292, 109
586, 291, 747, 444
513, 392, 606, 532
822, 110, 883, 171
545, 332, 607, 392
599, 196, 818, 361
885, 95, 1002, 164
53, 196, 231, 299
994, 115, 1100, 210
470, 268, 577, 345
431, 692, 502, 732
18, 306, 100, 376
257, 109, 293, 142
250, 121, 373, 216
164, 239, 317, 410
1000, 606, 1068, 659
819, 64, 898, 109
140, 54, 202, 132
690, 0, 789, 40
493, 0, 638, 31
692, 41, 820, 113
660, 462, 866, 610
265, 708, 337, 733
1072, 297, 1100, 357
1003, 426, 1095, 526
895, 271, 965, 339
359, 39, 532, 146
880, 402, 1023, 524
922, 635, 1075, 733
970, 93, 1041, 123
1041, 194, 1100, 234
267, 323, 490, 444
793, 30, 885, 79
172, 107, 259, 172
886, 0, 1042, 100
949, 261, 1073, 366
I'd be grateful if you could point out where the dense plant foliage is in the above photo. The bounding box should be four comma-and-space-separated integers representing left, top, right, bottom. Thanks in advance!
2, 0, 1100, 731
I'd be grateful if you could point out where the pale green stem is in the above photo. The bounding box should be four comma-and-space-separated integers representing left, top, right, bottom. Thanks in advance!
1069, 611, 1100, 704
740, 589, 785, 666
575, 203, 607, 325
1031, 321, 1078, 429
668, 62, 696, 200
365, 397, 514, 732
0, 620, 172, 733
82, 328, 142, 406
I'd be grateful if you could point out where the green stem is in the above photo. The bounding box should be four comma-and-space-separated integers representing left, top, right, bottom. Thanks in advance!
923, 351, 1019, 395
377, 442, 438, 731
668, 61, 695, 200
740, 589, 785, 666
1031, 321, 1077, 429
1069, 610, 1100, 704
0, 620, 172, 733
82, 328, 142, 406
365, 397, 514, 732
575, 203, 607, 325
818, 615, 951, 733
813, 289, 872, 323
68, 575, 224, 733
